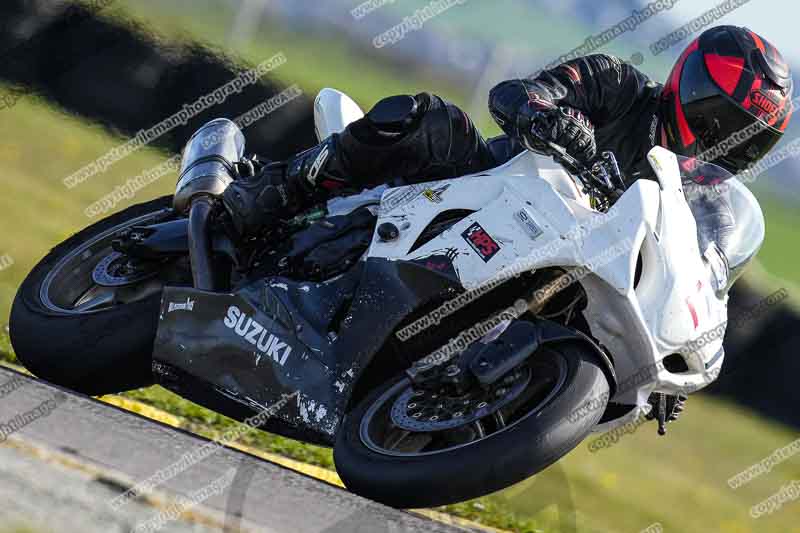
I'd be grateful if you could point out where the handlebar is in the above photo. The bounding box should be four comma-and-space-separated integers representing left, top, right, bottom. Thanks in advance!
541, 141, 626, 198
527, 109, 625, 199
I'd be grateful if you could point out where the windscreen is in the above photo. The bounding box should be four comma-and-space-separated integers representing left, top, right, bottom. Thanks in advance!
677, 156, 765, 291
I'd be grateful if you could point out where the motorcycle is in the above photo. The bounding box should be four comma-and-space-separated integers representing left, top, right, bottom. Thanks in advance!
9, 88, 764, 508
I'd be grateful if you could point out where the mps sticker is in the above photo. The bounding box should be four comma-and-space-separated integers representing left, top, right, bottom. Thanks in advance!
461, 222, 501, 262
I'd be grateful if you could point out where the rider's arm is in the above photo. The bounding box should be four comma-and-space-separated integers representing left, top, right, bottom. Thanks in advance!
488, 54, 653, 145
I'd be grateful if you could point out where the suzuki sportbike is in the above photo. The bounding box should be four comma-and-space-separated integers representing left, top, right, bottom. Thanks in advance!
10, 89, 764, 507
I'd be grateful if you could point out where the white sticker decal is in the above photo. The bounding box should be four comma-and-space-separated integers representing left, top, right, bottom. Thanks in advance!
514, 209, 543, 240
307, 145, 329, 184
168, 298, 195, 313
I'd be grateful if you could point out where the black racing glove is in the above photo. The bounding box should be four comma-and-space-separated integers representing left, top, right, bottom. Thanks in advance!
518, 102, 597, 164
222, 162, 300, 237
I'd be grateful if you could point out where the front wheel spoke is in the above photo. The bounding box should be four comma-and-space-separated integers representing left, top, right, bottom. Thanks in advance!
117, 279, 163, 304
384, 429, 411, 450
473, 420, 486, 439
494, 410, 507, 429
384, 428, 432, 453
72, 285, 116, 312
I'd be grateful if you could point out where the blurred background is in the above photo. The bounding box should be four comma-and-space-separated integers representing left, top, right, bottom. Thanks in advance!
0, 1, 798, 532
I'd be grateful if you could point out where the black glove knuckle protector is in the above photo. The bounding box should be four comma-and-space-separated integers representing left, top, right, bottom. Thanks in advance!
524, 105, 596, 164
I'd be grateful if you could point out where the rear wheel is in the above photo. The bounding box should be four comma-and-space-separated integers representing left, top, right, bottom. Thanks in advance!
333, 342, 609, 508
9, 196, 186, 395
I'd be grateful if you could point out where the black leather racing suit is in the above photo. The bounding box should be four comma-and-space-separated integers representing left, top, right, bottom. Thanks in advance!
224, 54, 720, 238
332, 54, 665, 190
488, 54, 664, 183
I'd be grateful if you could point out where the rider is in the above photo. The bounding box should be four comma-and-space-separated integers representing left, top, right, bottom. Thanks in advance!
224, 25, 793, 236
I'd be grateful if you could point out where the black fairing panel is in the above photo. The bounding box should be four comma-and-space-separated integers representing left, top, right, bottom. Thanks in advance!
327, 257, 462, 394
153, 283, 340, 442
153, 257, 460, 443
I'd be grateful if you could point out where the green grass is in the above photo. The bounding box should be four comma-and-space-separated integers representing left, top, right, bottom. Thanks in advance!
105, 0, 475, 125
753, 192, 800, 285
0, 97, 173, 321
1, 3, 799, 532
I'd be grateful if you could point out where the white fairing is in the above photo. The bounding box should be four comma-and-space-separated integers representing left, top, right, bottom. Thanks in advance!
315, 92, 731, 432
313, 88, 365, 140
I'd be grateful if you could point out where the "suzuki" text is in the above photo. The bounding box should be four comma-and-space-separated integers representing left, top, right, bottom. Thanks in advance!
223, 306, 292, 366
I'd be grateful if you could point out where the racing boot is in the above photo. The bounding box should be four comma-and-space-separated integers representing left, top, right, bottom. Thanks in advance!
222, 136, 351, 236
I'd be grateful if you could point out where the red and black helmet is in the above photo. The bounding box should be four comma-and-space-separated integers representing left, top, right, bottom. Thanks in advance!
660, 26, 793, 173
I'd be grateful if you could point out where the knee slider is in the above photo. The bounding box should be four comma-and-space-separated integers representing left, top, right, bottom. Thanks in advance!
366, 94, 421, 136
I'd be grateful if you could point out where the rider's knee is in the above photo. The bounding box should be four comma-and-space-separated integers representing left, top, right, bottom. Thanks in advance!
348, 93, 432, 145
367, 94, 425, 136
366, 92, 489, 167
339, 92, 491, 182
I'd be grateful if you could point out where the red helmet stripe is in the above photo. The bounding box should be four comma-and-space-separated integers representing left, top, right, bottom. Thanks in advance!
749, 31, 767, 53
705, 54, 745, 96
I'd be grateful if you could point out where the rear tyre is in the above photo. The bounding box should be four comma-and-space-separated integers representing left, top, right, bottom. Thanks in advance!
333, 342, 609, 508
10, 196, 176, 395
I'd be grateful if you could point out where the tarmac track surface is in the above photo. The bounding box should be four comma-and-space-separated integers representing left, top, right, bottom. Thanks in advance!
0, 366, 472, 533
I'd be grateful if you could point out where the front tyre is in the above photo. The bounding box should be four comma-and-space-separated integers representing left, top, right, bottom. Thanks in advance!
9, 196, 179, 395
333, 342, 609, 508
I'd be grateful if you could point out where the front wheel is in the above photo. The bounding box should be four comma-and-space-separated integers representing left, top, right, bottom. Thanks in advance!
333, 342, 609, 508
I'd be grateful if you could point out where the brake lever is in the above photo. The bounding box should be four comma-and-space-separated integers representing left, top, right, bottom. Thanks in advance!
592, 151, 626, 193
542, 142, 603, 190
543, 142, 625, 198
542, 140, 585, 175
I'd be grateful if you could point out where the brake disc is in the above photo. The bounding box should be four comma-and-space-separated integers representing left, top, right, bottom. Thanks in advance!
92, 252, 159, 287
390, 366, 531, 432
